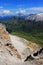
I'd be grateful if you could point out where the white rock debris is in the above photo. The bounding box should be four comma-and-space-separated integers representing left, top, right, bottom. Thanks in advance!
0, 23, 43, 65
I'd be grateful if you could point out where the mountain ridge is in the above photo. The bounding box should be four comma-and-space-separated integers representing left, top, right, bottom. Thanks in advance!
25, 12, 43, 21
0, 12, 43, 22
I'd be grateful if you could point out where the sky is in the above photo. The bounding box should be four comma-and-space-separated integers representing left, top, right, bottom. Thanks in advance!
0, 0, 43, 15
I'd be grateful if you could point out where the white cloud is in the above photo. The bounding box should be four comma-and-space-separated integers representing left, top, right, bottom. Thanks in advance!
3, 10, 11, 14
0, 10, 12, 17
15, 9, 26, 15
20, 10, 26, 14
29, 7, 43, 11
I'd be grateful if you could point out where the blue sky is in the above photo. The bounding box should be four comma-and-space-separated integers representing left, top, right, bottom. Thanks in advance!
0, 0, 43, 15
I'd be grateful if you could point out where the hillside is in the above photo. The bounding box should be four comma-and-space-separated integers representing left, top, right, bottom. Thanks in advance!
0, 23, 43, 65
1, 14, 43, 46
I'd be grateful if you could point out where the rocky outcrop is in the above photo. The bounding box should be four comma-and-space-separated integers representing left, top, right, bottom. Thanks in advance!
0, 23, 43, 65
0, 23, 21, 59
0, 23, 11, 45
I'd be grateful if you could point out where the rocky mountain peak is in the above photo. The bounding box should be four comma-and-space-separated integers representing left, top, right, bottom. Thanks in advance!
26, 13, 43, 21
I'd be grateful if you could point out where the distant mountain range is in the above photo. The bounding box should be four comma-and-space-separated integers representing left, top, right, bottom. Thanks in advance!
0, 13, 13, 21
0, 12, 43, 22
26, 13, 43, 22
15, 12, 43, 22
0, 16, 12, 20
14, 13, 27, 19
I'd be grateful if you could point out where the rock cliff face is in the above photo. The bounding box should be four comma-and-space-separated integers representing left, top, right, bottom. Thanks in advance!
0, 23, 43, 65
0, 24, 11, 45
0, 23, 21, 59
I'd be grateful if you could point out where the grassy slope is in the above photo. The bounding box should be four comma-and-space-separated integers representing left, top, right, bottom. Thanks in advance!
11, 31, 43, 47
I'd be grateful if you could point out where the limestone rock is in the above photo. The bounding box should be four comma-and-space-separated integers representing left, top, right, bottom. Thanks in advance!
0, 23, 43, 65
